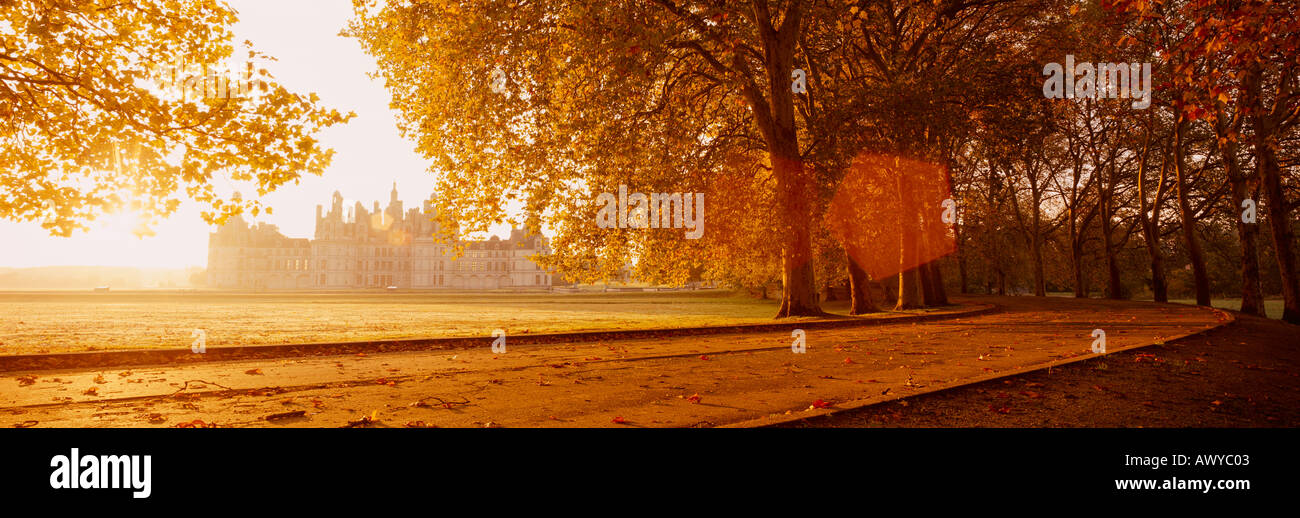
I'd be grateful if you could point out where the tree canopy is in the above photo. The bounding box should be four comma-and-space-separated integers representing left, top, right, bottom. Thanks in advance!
1, 0, 351, 236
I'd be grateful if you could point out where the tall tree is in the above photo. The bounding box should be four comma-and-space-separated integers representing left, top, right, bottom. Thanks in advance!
349, 0, 845, 317
1, 0, 351, 234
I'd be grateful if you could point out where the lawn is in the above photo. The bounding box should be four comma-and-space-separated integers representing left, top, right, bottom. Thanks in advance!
0, 289, 867, 355
1163, 299, 1284, 320
1047, 292, 1284, 320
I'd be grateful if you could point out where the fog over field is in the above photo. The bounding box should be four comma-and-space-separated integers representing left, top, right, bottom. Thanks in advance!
0, 267, 203, 290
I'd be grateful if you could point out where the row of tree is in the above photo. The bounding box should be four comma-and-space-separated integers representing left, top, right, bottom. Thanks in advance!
950, 0, 1300, 323
346, 0, 1298, 322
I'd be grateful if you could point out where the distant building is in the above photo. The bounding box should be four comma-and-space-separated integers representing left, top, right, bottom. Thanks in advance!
206, 185, 552, 290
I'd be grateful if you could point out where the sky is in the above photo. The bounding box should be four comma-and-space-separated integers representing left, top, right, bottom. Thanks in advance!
0, 0, 447, 269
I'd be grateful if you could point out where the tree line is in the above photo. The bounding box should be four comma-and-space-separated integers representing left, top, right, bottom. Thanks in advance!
347, 0, 1296, 322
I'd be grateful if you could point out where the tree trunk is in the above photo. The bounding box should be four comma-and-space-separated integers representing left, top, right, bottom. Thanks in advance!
1173, 119, 1212, 306
1215, 112, 1265, 316
897, 268, 921, 309
895, 212, 920, 309
1140, 213, 1169, 303
755, 6, 819, 318
1137, 122, 1169, 303
928, 261, 949, 305
1101, 188, 1123, 299
848, 257, 879, 314
1257, 144, 1300, 323
896, 171, 923, 310
916, 222, 938, 306
771, 155, 820, 316
919, 262, 936, 305
1233, 204, 1267, 316
1070, 232, 1086, 298
956, 224, 968, 294
1245, 68, 1300, 323
1031, 204, 1046, 296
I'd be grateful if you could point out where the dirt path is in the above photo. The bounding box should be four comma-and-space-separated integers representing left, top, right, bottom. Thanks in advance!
778, 306, 1299, 428
0, 296, 1226, 428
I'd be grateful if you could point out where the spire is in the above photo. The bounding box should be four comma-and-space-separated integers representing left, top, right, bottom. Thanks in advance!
391, 181, 398, 202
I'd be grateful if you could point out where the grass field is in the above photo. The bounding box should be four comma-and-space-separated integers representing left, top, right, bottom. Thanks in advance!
1047, 292, 1285, 319
0, 290, 871, 355
1163, 299, 1284, 320
2, 290, 1282, 356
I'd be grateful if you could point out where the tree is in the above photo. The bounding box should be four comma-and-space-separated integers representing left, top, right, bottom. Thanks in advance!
828, 0, 1040, 307
1, 0, 351, 235
348, 0, 846, 317
1108, 0, 1300, 321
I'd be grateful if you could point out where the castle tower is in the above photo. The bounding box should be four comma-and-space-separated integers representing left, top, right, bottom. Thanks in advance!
387, 181, 403, 222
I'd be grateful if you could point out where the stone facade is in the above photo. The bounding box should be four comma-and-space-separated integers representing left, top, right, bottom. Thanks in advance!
206, 185, 552, 290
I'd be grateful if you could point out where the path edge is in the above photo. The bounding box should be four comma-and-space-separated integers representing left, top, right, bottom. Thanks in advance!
723, 305, 1238, 428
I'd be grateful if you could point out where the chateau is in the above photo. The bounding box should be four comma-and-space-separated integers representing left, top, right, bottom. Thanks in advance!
206, 185, 552, 290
